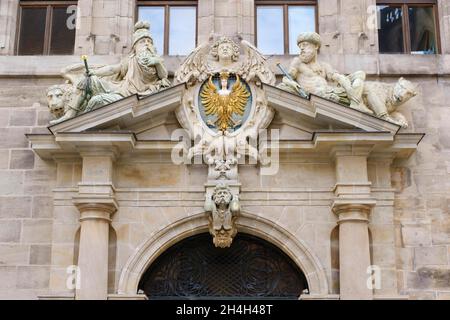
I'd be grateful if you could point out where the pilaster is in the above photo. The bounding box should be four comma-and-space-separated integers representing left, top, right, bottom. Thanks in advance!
331, 145, 375, 300
73, 148, 117, 300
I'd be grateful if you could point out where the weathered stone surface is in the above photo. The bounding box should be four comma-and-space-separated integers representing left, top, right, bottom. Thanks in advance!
16, 266, 50, 289
391, 167, 412, 192
0, 196, 31, 218
0, 245, 29, 265
31, 196, 53, 219
0, 0, 448, 300
0, 220, 21, 243
0, 266, 17, 289
21, 220, 52, 244
0, 128, 29, 148
9, 150, 35, 169
24, 168, 57, 195
408, 290, 437, 300
37, 110, 53, 126
431, 218, 450, 245
29, 245, 51, 265
407, 267, 450, 290
401, 224, 432, 247
9, 109, 36, 126
0, 150, 8, 169
414, 246, 448, 266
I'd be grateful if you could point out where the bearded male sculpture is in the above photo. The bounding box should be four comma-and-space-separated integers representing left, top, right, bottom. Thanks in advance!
204, 183, 241, 248
47, 21, 171, 125
277, 32, 372, 114
278, 32, 418, 128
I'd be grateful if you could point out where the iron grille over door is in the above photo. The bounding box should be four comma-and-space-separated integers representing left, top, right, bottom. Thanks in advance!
139, 233, 308, 299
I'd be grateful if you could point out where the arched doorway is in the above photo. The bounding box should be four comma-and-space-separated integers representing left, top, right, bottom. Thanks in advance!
138, 233, 308, 299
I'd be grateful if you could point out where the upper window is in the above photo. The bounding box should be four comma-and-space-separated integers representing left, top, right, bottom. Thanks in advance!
17, 1, 77, 55
137, 1, 197, 56
377, 0, 440, 54
256, 1, 317, 55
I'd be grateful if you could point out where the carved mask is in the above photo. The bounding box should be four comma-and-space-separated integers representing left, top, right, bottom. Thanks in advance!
213, 189, 232, 206
218, 42, 233, 61
213, 228, 234, 248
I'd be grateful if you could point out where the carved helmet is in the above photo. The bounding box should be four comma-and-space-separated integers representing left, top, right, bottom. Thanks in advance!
132, 21, 153, 48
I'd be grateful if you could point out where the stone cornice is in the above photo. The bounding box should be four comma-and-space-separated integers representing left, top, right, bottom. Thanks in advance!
25, 82, 423, 162
259, 131, 421, 160
1, 54, 449, 77
27, 131, 423, 161
47, 83, 185, 134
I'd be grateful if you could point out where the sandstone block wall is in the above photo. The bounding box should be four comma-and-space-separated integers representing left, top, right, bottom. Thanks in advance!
0, 0, 449, 299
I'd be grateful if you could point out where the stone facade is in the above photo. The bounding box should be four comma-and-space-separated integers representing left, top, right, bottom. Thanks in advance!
0, 0, 449, 300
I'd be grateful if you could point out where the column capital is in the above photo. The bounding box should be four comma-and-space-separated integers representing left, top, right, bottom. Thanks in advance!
78, 147, 119, 161
332, 199, 376, 223
367, 152, 395, 166
73, 196, 118, 222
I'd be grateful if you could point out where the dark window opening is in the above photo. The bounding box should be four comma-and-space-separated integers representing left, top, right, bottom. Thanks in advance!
17, 1, 77, 55
377, 1, 440, 54
139, 233, 309, 299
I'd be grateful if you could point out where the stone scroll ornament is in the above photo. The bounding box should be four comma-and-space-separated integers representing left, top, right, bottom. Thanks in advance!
46, 21, 171, 125
175, 36, 276, 247
277, 32, 418, 128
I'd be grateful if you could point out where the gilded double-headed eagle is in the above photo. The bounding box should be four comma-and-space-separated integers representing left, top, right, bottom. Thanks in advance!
200, 72, 250, 132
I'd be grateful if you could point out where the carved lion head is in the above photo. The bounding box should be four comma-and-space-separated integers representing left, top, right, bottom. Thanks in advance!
393, 77, 418, 105
46, 84, 72, 119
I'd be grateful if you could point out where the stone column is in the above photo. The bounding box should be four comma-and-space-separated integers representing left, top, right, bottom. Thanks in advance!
73, 150, 117, 300
331, 146, 375, 300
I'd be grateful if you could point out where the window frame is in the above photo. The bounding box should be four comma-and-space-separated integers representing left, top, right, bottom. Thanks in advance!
255, 0, 318, 55
136, 0, 198, 56
376, 0, 441, 54
15, 1, 78, 55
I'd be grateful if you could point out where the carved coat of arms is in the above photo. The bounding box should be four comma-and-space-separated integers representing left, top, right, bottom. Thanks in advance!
200, 72, 251, 133
174, 36, 276, 247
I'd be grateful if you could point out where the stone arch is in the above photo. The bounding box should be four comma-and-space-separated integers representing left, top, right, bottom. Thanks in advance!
117, 211, 329, 296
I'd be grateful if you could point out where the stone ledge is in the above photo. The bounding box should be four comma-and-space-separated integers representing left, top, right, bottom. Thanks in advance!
299, 294, 340, 300
108, 294, 148, 300
0, 54, 449, 77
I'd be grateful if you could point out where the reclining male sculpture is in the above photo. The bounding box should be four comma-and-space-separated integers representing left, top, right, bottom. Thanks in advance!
46, 21, 171, 125
277, 32, 417, 128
